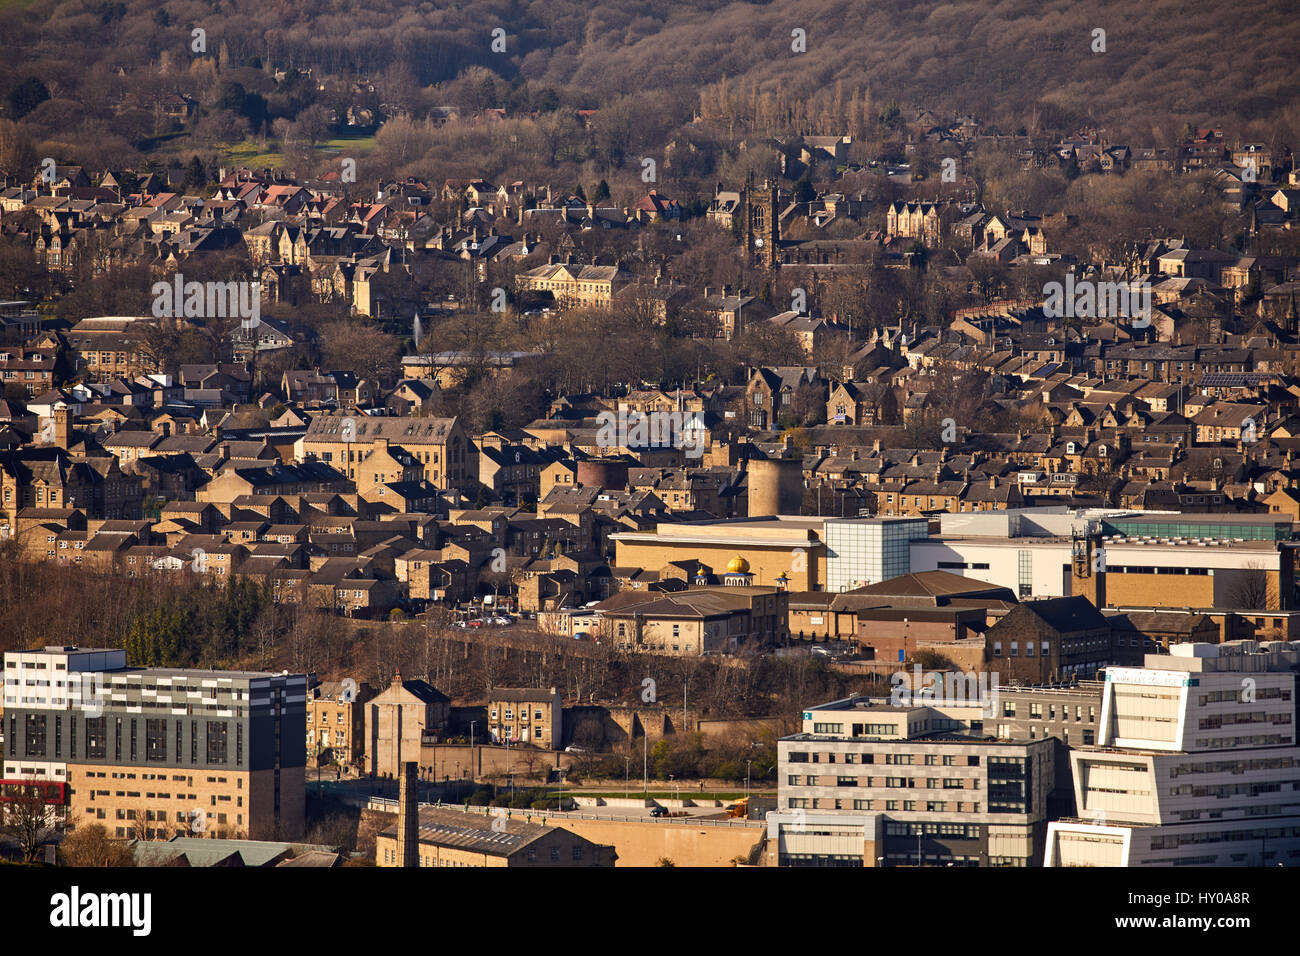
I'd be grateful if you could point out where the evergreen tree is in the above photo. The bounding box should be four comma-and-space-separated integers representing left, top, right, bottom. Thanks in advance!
7, 77, 49, 121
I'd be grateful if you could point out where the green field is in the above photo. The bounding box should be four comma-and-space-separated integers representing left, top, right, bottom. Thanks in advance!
321, 133, 379, 152
214, 132, 379, 169
222, 140, 287, 169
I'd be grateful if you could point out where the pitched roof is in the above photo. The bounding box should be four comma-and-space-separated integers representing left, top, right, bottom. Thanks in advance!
1017, 595, 1111, 633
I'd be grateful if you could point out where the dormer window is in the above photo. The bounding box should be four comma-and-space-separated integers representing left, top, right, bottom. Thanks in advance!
1066, 442, 1077, 454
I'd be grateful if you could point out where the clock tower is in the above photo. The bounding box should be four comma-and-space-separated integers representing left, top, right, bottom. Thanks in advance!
1070, 527, 1106, 609
744, 176, 779, 270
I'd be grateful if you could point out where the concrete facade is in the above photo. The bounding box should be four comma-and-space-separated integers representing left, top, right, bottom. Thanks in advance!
1046, 640, 1300, 866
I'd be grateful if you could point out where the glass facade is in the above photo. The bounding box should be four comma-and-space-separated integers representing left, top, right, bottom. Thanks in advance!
825, 518, 929, 592
1103, 517, 1292, 542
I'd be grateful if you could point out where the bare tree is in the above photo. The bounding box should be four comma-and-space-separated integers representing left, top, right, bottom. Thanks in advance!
287, 607, 322, 675
2, 778, 58, 862
1228, 562, 1270, 610
250, 606, 279, 670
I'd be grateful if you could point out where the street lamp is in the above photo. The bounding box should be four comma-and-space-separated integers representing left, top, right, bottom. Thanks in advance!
623, 755, 630, 801
469, 721, 476, 783
746, 760, 752, 799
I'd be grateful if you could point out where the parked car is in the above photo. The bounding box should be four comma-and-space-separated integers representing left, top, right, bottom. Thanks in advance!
649, 805, 668, 818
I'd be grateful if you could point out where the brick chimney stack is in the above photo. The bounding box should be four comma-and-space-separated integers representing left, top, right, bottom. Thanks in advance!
52, 401, 71, 449
396, 761, 418, 868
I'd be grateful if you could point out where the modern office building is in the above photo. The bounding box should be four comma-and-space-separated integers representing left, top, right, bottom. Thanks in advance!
992, 682, 1106, 818
1045, 640, 1300, 866
911, 510, 1298, 620
2, 646, 307, 841
823, 516, 930, 592
769, 695, 1055, 866
2, 646, 126, 781
611, 508, 1296, 613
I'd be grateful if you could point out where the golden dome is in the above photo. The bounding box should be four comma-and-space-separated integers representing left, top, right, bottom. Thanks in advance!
726, 555, 750, 573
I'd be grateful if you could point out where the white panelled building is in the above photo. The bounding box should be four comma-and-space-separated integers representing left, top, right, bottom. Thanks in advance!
1, 646, 124, 781
1045, 640, 1300, 866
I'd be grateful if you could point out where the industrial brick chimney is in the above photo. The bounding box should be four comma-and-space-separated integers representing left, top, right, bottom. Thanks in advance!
396, 761, 418, 868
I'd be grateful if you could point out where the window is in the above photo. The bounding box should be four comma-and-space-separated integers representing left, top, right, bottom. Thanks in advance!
206, 722, 228, 765
1017, 550, 1032, 598
86, 717, 106, 759
24, 714, 47, 756
146, 719, 167, 762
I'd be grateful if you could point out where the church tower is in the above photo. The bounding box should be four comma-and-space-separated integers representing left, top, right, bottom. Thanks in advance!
743, 176, 779, 270
1070, 527, 1106, 609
